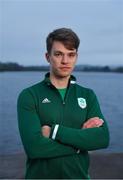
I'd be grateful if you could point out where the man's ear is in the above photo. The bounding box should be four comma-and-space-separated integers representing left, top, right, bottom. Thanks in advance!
45, 53, 50, 63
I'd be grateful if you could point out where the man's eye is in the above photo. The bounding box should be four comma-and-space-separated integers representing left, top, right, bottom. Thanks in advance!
54, 53, 62, 57
68, 53, 76, 57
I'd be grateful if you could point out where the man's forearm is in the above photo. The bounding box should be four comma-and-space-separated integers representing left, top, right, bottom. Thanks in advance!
42, 117, 104, 138
42, 117, 109, 152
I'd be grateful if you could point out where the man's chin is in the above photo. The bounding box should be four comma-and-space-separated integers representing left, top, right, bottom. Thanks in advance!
56, 72, 71, 78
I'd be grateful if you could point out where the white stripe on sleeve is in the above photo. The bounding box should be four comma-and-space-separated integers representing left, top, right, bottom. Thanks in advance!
52, 124, 59, 140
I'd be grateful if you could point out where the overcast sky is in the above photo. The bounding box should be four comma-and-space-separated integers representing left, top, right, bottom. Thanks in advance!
0, 0, 123, 66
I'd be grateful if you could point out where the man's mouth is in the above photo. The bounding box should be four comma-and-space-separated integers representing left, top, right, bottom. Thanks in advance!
59, 67, 71, 70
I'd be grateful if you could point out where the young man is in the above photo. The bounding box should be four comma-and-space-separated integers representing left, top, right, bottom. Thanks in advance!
17, 28, 109, 179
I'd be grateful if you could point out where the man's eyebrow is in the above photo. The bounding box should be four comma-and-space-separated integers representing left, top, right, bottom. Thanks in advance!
68, 52, 77, 54
54, 50, 76, 53
54, 50, 62, 53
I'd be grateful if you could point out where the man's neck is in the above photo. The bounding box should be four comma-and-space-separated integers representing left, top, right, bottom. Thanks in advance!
50, 73, 70, 89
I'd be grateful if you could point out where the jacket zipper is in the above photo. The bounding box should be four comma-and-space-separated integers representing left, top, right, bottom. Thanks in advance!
50, 83, 71, 124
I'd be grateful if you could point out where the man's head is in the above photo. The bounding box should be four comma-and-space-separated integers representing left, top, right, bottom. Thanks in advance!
46, 28, 80, 54
45, 28, 80, 79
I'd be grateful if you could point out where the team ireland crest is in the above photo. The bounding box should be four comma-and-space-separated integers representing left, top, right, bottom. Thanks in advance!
77, 98, 87, 109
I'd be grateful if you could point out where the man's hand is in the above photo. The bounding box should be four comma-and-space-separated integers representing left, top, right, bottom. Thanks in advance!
82, 117, 104, 129
41, 125, 51, 138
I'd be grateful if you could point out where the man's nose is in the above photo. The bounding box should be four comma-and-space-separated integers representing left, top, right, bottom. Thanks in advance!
61, 54, 68, 63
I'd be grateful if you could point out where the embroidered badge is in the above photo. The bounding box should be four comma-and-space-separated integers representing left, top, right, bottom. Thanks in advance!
77, 98, 87, 109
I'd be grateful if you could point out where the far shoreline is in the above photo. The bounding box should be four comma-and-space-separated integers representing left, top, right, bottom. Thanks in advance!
0, 62, 123, 73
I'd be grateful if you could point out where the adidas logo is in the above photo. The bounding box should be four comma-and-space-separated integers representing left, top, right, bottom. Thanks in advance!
42, 98, 51, 103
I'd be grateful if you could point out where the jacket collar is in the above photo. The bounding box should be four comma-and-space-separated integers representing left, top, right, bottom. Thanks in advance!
44, 72, 76, 86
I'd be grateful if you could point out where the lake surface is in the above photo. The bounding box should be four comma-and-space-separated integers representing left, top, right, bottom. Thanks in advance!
0, 71, 123, 155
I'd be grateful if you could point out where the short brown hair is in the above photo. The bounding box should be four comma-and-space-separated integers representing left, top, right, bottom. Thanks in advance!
46, 28, 80, 53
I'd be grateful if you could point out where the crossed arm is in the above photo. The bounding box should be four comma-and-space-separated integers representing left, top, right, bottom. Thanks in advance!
42, 117, 104, 138
41, 117, 109, 151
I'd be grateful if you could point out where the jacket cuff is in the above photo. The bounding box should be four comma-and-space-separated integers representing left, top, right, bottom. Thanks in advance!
50, 124, 59, 140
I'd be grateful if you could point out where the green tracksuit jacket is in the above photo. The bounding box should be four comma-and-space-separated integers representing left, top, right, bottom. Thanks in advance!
17, 73, 109, 179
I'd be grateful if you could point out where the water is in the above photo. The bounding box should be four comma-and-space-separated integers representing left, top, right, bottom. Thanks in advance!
0, 71, 123, 155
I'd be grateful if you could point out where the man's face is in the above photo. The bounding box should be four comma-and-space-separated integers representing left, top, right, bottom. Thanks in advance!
46, 41, 78, 78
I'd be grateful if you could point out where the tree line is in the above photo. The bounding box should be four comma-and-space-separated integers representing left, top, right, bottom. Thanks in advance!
0, 62, 123, 73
